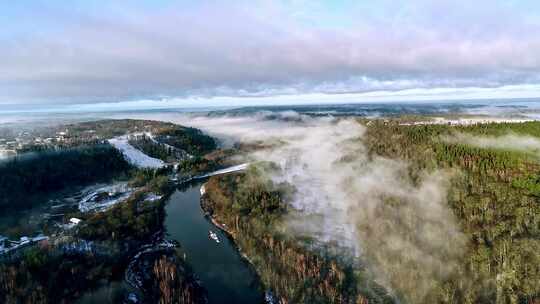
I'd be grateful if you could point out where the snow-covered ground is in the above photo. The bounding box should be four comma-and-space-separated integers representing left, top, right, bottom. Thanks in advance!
144, 132, 174, 150
143, 193, 163, 202
143, 132, 192, 160
78, 182, 134, 213
0, 235, 49, 255
108, 135, 165, 168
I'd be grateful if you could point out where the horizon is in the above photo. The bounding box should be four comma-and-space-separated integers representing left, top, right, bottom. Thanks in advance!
2, 1, 540, 106
2, 96, 540, 115
1, 3, 539, 302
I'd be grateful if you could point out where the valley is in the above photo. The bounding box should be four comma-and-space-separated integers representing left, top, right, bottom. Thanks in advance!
1, 110, 539, 304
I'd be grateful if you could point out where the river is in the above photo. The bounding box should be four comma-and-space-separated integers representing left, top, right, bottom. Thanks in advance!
165, 181, 264, 304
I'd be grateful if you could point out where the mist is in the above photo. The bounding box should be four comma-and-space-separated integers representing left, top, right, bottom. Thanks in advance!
126, 111, 468, 302
444, 132, 540, 155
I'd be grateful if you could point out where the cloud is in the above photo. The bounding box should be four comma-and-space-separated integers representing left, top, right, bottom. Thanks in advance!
2, 0, 540, 104
444, 132, 540, 156
143, 111, 469, 302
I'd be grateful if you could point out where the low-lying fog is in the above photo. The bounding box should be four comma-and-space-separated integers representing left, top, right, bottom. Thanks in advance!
3, 103, 540, 301
121, 111, 467, 301
444, 132, 540, 156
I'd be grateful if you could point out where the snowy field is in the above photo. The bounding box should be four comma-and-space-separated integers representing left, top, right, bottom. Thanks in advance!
108, 135, 165, 168
78, 182, 134, 213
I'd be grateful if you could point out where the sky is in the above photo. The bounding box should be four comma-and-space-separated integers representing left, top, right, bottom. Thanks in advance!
2, 0, 540, 109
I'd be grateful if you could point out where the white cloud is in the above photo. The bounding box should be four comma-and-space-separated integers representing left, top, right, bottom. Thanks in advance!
150, 112, 468, 302
1, 1, 540, 104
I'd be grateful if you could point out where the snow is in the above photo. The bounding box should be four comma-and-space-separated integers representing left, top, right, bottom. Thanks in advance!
265, 291, 277, 304
125, 238, 177, 290
127, 293, 139, 303
70, 218, 82, 225
200, 184, 206, 196
143, 193, 162, 202
78, 182, 133, 213
144, 132, 192, 159
0, 235, 49, 255
60, 239, 95, 254
108, 135, 165, 168
32, 235, 48, 242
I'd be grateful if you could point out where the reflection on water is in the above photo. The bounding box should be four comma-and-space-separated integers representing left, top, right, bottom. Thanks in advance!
165, 182, 264, 304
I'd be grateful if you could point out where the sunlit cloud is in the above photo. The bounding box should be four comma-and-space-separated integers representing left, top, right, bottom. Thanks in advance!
1, 0, 540, 105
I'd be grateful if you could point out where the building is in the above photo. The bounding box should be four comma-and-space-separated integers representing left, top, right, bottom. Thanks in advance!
70, 218, 82, 225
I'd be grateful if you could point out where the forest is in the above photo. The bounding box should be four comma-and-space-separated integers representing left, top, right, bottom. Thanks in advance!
127, 125, 217, 163
361, 119, 540, 303
2, 117, 538, 303
203, 119, 540, 304
0, 119, 217, 304
128, 135, 179, 162
153, 126, 217, 156
0, 144, 131, 211
0, 164, 205, 304
203, 166, 390, 304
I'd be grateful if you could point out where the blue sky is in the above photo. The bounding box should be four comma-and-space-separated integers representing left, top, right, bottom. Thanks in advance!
2, 0, 540, 109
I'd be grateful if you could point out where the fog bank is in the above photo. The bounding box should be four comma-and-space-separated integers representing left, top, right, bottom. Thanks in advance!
444, 132, 540, 155
151, 112, 467, 302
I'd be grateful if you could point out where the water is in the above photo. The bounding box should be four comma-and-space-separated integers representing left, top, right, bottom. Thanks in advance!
76, 282, 130, 304
165, 182, 264, 304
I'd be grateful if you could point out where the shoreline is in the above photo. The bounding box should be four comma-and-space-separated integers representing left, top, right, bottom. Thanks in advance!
200, 188, 258, 267
199, 184, 270, 303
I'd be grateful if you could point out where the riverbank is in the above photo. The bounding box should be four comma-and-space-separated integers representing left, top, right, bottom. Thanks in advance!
164, 182, 265, 304
200, 169, 389, 304
200, 183, 259, 275
0, 119, 223, 303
